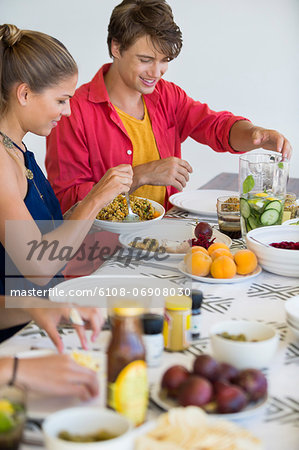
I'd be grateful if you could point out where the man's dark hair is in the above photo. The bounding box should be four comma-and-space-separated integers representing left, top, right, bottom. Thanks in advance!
107, 0, 182, 59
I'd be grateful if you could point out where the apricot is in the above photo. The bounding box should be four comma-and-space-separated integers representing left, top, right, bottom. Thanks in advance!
234, 249, 258, 275
185, 251, 212, 277
210, 248, 233, 261
190, 246, 209, 255
207, 242, 230, 256
184, 246, 209, 265
210, 255, 237, 279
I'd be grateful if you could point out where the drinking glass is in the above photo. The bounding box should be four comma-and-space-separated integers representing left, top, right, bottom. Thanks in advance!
0, 384, 26, 450
216, 196, 241, 239
239, 153, 289, 237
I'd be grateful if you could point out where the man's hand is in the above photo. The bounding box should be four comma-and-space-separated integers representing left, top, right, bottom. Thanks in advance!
251, 127, 292, 160
230, 121, 292, 160
132, 157, 193, 191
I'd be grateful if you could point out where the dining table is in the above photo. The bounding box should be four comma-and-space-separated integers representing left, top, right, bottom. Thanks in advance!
1, 172, 299, 450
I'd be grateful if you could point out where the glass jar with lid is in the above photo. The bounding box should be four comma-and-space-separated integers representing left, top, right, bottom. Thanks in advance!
282, 193, 297, 222
163, 295, 192, 352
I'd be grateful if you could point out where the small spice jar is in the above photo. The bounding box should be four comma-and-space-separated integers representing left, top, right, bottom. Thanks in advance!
163, 295, 192, 352
282, 193, 297, 222
142, 313, 164, 367
191, 290, 203, 340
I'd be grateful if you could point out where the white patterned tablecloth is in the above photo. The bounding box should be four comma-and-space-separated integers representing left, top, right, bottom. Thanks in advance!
1, 212, 299, 450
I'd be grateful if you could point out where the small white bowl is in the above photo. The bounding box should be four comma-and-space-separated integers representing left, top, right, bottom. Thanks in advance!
287, 320, 299, 340
93, 198, 165, 235
210, 320, 279, 369
285, 296, 299, 327
246, 226, 299, 277
42, 407, 132, 450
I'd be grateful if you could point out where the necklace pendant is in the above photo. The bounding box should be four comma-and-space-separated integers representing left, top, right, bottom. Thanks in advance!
26, 169, 34, 180
2, 134, 14, 150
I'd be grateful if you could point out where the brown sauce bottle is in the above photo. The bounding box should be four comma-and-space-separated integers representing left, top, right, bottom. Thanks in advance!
107, 306, 148, 426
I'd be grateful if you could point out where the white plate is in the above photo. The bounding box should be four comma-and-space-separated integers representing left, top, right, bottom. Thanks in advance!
282, 218, 299, 226
119, 220, 232, 260
177, 261, 262, 284
93, 197, 165, 234
49, 274, 178, 308
27, 393, 102, 420
169, 190, 238, 217
150, 383, 268, 421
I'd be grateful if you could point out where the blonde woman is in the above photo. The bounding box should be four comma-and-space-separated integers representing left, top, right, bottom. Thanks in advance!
0, 24, 132, 340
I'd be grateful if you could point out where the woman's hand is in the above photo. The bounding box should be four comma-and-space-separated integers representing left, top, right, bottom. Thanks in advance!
89, 164, 133, 208
25, 306, 104, 352
17, 354, 99, 400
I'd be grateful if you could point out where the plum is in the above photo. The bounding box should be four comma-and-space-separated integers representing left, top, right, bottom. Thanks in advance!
233, 368, 267, 401
217, 362, 239, 382
215, 382, 247, 413
193, 354, 219, 381
213, 380, 230, 394
194, 222, 213, 240
161, 365, 190, 398
178, 375, 213, 407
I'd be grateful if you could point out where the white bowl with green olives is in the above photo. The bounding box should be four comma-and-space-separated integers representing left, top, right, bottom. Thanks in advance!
210, 320, 279, 369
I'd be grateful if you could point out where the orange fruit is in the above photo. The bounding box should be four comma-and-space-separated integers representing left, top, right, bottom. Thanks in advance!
234, 249, 258, 275
185, 251, 212, 277
190, 246, 209, 255
207, 242, 230, 256
210, 255, 237, 279
210, 248, 233, 261
184, 246, 208, 264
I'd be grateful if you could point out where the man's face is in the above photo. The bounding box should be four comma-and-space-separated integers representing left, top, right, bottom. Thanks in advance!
112, 35, 171, 95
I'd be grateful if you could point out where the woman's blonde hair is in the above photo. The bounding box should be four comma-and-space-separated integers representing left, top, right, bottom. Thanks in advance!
0, 24, 78, 115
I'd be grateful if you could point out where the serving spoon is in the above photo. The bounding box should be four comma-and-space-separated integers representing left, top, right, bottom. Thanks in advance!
123, 192, 140, 222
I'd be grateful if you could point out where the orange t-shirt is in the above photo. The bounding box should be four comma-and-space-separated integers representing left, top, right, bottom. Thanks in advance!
114, 99, 166, 206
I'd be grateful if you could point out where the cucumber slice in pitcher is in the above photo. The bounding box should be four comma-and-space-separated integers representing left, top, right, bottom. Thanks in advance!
264, 200, 282, 212
248, 216, 258, 229
240, 198, 250, 218
260, 208, 280, 226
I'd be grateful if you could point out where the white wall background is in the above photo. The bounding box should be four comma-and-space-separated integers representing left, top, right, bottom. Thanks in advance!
2, 0, 299, 189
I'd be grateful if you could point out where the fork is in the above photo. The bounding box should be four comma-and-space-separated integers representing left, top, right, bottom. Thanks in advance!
123, 192, 140, 222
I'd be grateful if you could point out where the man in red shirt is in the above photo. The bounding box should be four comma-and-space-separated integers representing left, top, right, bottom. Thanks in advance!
46, 0, 292, 214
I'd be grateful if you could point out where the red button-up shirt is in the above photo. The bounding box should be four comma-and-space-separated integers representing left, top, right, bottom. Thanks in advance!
46, 63, 248, 213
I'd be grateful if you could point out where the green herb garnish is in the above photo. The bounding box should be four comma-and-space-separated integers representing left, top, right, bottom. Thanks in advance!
243, 175, 255, 194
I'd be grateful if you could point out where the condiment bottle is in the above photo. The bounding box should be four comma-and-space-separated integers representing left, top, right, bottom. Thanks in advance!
163, 295, 192, 351
142, 313, 164, 367
191, 290, 203, 340
107, 305, 148, 426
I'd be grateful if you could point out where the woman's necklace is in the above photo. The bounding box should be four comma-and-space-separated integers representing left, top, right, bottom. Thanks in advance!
0, 130, 57, 229
0, 131, 34, 180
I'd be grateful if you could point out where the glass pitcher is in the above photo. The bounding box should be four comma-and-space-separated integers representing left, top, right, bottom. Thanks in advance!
239, 153, 289, 237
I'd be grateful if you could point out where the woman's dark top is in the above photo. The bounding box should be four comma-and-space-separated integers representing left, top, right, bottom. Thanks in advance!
0, 146, 64, 341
